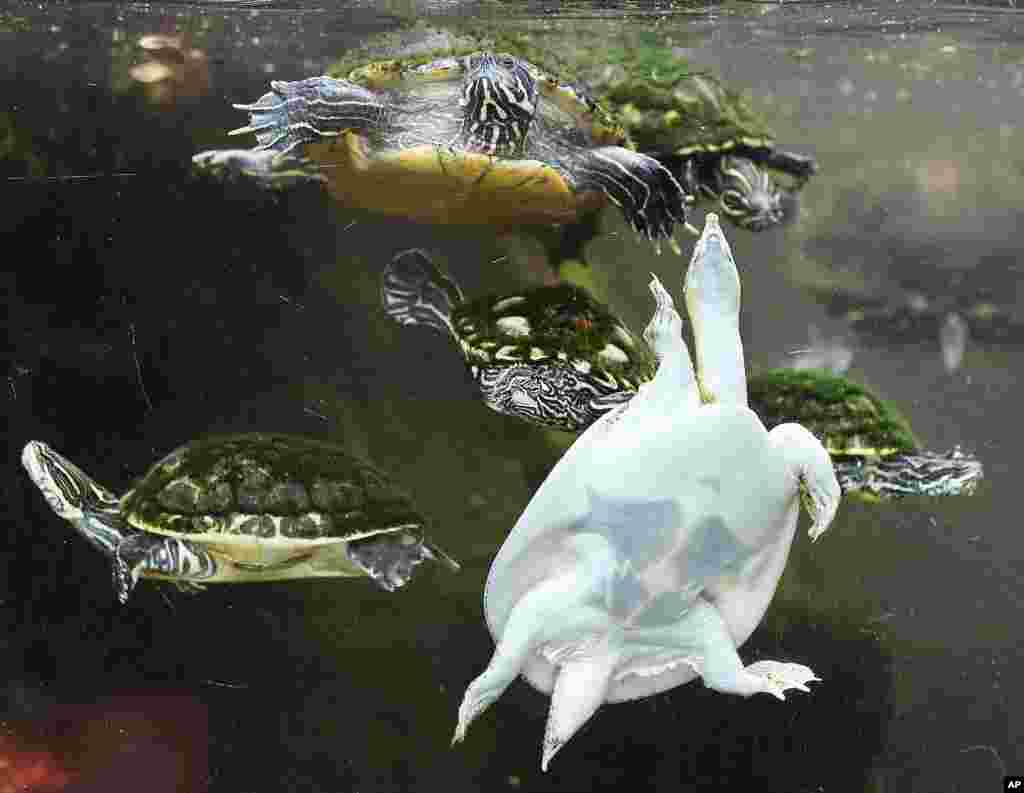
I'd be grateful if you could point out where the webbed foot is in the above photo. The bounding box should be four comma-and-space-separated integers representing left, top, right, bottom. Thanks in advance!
452, 677, 504, 745
576, 147, 691, 251
742, 660, 821, 701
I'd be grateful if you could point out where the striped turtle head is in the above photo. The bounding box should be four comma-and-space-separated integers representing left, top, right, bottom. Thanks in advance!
459, 52, 538, 155
22, 441, 119, 523
713, 155, 788, 231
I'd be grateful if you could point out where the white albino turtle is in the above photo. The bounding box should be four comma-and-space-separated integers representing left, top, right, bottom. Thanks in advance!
452, 214, 841, 771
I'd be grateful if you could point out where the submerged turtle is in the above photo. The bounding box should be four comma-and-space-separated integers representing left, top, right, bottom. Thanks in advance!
453, 214, 840, 770
192, 39, 691, 251
21, 433, 459, 604
797, 189, 1024, 372
382, 248, 656, 432
747, 369, 983, 500
382, 250, 982, 499
591, 68, 816, 232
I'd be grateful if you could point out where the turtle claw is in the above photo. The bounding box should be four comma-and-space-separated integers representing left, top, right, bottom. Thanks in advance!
744, 660, 821, 700
112, 552, 141, 605
577, 146, 692, 250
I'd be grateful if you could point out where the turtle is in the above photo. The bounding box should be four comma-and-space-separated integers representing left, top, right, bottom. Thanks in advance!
590, 68, 817, 232
381, 248, 656, 432
21, 433, 460, 604
747, 369, 984, 500
381, 250, 983, 499
451, 213, 841, 771
331, 22, 816, 233
191, 39, 692, 254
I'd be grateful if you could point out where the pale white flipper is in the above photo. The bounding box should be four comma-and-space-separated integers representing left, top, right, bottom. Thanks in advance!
456, 534, 619, 745
626, 599, 820, 701
683, 213, 746, 406
768, 423, 841, 542
641, 274, 699, 414
542, 649, 621, 771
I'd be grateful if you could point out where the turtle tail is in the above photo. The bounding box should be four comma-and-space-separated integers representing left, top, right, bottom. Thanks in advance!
381, 249, 465, 341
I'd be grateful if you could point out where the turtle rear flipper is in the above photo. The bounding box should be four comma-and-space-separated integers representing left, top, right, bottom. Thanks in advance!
347, 531, 460, 592
230, 77, 385, 156
381, 249, 465, 339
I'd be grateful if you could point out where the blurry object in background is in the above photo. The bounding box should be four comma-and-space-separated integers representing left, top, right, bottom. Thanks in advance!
1, 691, 207, 793
128, 33, 211, 106
21, 434, 459, 605
381, 248, 656, 432
784, 325, 854, 375
800, 190, 1024, 369
0, 731, 72, 793
748, 369, 984, 500
939, 312, 969, 373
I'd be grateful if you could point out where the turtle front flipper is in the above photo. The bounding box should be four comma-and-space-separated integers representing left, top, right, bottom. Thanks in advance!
231, 76, 387, 155
114, 533, 219, 604
191, 149, 324, 190
381, 249, 465, 339
569, 146, 691, 252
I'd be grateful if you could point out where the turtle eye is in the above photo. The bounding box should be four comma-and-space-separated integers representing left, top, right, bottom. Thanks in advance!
720, 190, 748, 216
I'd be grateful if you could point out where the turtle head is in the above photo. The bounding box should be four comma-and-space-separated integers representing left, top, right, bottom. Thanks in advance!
22, 441, 117, 523
714, 156, 788, 231
459, 52, 538, 155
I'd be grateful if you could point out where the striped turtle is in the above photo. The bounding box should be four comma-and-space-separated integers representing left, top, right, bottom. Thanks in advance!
192, 38, 691, 252
381, 249, 656, 432
21, 433, 459, 604
747, 369, 984, 500
381, 249, 982, 499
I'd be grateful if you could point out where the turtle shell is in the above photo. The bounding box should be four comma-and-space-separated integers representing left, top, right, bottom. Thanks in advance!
596, 69, 776, 160
452, 283, 657, 393
747, 369, 920, 458
121, 433, 423, 544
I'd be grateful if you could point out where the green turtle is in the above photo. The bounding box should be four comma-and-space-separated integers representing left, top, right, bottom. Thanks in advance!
453, 213, 840, 770
589, 67, 815, 231
381, 248, 656, 432
747, 369, 984, 500
192, 42, 691, 251
21, 433, 459, 604
381, 250, 982, 499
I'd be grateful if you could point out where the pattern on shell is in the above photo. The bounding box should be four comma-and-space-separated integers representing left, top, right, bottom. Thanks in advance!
454, 283, 656, 383
122, 434, 422, 541
746, 370, 919, 457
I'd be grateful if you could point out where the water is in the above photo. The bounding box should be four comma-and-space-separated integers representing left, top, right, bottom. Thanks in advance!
2, 2, 1022, 791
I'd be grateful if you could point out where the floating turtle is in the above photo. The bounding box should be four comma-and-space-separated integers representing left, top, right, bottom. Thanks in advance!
192, 36, 691, 252
382, 250, 982, 499
747, 369, 983, 500
382, 248, 656, 432
21, 433, 459, 604
452, 214, 840, 770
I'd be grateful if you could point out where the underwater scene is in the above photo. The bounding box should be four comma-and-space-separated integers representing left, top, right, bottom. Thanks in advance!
2, 1, 1022, 791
